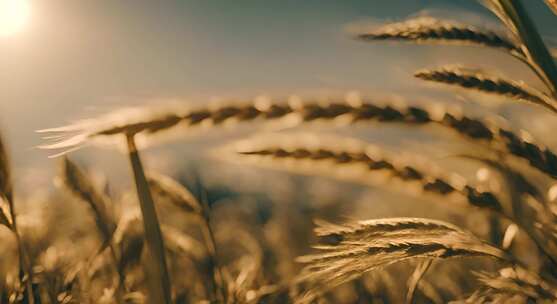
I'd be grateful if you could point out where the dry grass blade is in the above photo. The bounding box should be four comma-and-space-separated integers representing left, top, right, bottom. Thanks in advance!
295, 217, 509, 302
59, 157, 116, 246
471, 266, 557, 302
147, 172, 202, 214
231, 137, 503, 212
406, 259, 433, 304
356, 16, 519, 53
415, 65, 557, 113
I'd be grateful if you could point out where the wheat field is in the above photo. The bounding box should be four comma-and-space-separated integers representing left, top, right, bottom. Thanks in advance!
1, 0, 557, 303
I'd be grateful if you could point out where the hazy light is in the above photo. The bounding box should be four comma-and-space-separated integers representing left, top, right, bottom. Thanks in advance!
0, 0, 31, 37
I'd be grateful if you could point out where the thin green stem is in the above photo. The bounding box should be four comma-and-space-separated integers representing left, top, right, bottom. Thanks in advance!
126, 134, 172, 304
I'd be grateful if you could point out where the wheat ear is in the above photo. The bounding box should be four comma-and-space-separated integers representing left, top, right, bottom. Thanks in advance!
356, 16, 519, 53
295, 217, 509, 303
406, 259, 433, 304
38, 98, 557, 179
58, 157, 127, 297
232, 139, 502, 212
415, 65, 557, 113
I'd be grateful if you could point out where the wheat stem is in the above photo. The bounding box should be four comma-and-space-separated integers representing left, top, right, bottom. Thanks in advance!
126, 134, 172, 304
498, 0, 557, 96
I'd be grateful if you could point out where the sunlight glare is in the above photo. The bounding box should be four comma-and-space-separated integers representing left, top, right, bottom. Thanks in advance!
0, 0, 31, 37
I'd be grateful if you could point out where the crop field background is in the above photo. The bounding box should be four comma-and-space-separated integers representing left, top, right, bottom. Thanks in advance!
1, 0, 557, 303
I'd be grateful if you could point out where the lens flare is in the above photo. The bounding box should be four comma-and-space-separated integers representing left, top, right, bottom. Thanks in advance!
0, 0, 31, 37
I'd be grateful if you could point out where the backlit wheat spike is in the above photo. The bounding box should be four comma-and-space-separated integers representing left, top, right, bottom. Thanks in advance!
546, 0, 557, 15
38, 97, 557, 179
415, 65, 557, 113
295, 217, 508, 303
59, 157, 116, 248
234, 143, 503, 212
147, 172, 203, 214
356, 16, 519, 53
471, 266, 557, 302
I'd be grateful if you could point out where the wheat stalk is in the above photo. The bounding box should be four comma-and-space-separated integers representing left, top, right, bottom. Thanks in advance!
356, 16, 520, 53
483, 0, 557, 95
415, 65, 557, 113
295, 217, 509, 303
406, 259, 433, 304
126, 135, 172, 304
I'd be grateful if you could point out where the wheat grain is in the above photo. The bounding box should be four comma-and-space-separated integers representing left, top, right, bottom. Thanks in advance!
356, 16, 519, 53
415, 65, 557, 113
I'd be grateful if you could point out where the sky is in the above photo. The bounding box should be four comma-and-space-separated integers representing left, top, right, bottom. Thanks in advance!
0, 0, 556, 183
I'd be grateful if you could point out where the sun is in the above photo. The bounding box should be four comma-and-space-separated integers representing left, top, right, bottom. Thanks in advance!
0, 0, 31, 37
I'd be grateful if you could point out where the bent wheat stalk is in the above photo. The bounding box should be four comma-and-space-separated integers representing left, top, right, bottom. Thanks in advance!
126, 135, 171, 304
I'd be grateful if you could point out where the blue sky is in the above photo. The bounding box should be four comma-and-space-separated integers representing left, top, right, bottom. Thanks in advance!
0, 0, 556, 175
